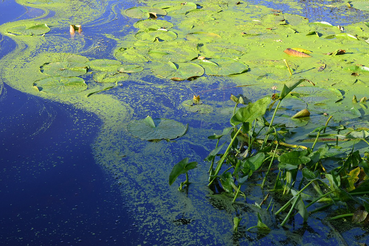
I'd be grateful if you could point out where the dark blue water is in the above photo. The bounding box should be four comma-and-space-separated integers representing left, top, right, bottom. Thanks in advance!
0, 1, 140, 245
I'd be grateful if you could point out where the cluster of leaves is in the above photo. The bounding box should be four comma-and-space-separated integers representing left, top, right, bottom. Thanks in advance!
170, 79, 369, 233
33, 54, 142, 95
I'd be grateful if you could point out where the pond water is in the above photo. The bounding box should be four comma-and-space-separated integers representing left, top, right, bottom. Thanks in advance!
1, 0, 369, 245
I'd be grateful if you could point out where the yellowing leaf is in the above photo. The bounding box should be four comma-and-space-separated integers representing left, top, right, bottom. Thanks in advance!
347, 167, 361, 191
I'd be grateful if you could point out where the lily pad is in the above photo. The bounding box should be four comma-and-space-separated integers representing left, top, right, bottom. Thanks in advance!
7, 23, 50, 36
93, 72, 129, 83
186, 32, 221, 43
134, 19, 173, 30
135, 29, 177, 42
118, 65, 143, 73
181, 100, 214, 114
127, 116, 188, 141
153, 2, 197, 15
148, 44, 198, 62
40, 61, 88, 77
199, 59, 249, 76
152, 61, 204, 81
33, 77, 87, 94
123, 7, 167, 19
88, 59, 122, 71
40, 54, 89, 77
350, 1, 369, 11
114, 47, 149, 63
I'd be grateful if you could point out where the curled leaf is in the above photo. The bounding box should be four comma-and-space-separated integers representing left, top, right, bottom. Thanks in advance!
284, 48, 311, 57
291, 109, 310, 118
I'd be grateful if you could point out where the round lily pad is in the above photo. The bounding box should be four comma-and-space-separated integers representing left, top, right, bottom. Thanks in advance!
114, 47, 148, 63
148, 45, 198, 62
134, 19, 173, 30
33, 77, 87, 94
199, 59, 249, 76
93, 72, 129, 83
152, 61, 204, 81
152, 2, 197, 15
7, 23, 50, 36
40, 61, 88, 77
118, 65, 143, 73
181, 100, 214, 114
350, 1, 369, 11
127, 116, 188, 141
186, 32, 221, 43
88, 59, 122, 71
135, 29, 177, 42
123, 7, 167, 19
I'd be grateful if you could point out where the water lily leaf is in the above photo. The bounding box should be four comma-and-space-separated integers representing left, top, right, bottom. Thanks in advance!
124, 7, 167, 19
88, 59, 122, 71
127, 116, 188, 141
40, 61, 88, 77
93, 72, 129, 83
186, 32, 221, 43
114, 47, 148, 63
199, 59, 248, 76
153, 2, 197, 15
152, 61, 204, 81
148, 44, 198, 62
135, 29, 177, 42
134, 19, 173, 30
7, 23, 50, 36
181, 100, 213, 113
117, 65, 143, 73
230, 96, 271, 126
33, 77, 87, 94
291, 190, 309, 222
169, 158, 197, 186
350, 1, 369, 11
198, 43, 246, 59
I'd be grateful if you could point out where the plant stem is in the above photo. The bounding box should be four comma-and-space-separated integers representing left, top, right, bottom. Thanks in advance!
208, 127, 242, 186
312, 116, 333, 151
284, 59, 293, 76
232, 185, 241, 203
280, 194, 300, 226
208, 139, 220, 174
329, 213, 354, 220
262, 100, 282, 149
185, 172, 189, 185
305, 190, 334, 209
261, 143, 278, 188
275, 180, 314, 215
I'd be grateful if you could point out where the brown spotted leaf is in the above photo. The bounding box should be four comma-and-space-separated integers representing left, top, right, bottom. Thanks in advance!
284, 48, 311, 57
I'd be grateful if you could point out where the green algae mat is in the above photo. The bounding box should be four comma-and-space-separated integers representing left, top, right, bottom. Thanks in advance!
1, 0, 369, 244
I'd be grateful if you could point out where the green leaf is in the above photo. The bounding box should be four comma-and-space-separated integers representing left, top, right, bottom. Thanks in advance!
208, 127, 233, 140
117, 65, 143, 73
256, 213, 270, 231
347, 167, 361, 191
181, 100, 213, 114
204, 142, 226, 162
7, 23, 50, 36
135, 29, 177, 42
230, 96, 271, 126
93, 72, 129, 83
33, 77, 87, 94
291, 190, 308, 222
280, 79, 308, 100
88, 59, 122, 71
169, 158, 197, 185
199, 59, 249, 76
220, 172, 236, 193
124, 7, 167, 19
114, 47, 148, 63
152, 61, 204, 81
127, 116, 188, 141
134, 19, 173, 30
241, 152, 265, 176
278, 150, 311, 169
